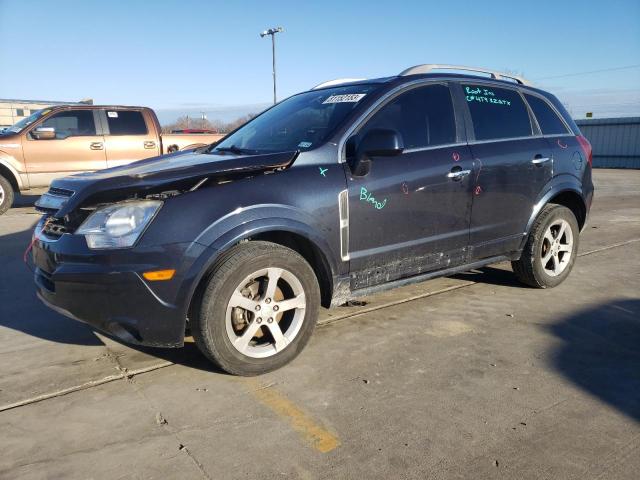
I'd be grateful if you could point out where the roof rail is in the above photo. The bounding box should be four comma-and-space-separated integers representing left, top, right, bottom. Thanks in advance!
398, 64, 531, 86
312, 78, 367, 90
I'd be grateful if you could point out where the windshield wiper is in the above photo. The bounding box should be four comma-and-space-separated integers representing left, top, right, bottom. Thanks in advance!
214, 145, 255, 155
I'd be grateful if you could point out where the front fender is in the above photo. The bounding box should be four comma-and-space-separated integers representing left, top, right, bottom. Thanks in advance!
519, 174, 586, 250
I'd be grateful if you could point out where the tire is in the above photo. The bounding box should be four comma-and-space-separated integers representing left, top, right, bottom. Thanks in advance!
512, 204, 579, 288
0, 175, 14, 216
192, 241, 321, 376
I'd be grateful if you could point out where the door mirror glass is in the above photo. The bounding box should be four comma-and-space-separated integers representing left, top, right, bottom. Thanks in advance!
32, 126, 56, 140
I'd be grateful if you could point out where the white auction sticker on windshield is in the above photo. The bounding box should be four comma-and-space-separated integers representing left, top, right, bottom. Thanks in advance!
107, 111, 118, 118
323, 94, 366, 104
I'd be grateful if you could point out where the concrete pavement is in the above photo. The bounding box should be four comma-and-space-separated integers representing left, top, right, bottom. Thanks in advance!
0, 170, 638, 479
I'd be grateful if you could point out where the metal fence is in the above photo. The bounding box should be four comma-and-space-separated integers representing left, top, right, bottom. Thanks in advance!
575, 117, 640, 169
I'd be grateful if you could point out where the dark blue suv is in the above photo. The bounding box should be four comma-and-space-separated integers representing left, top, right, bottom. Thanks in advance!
32, 65, 594, 375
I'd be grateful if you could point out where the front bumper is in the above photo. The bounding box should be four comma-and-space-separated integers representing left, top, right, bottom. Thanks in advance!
32, 222, 208, 347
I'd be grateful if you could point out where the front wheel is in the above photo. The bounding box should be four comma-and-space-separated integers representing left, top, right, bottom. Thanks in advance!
0, 175, 14, 215
512, 204, 579, 288
192, 241, 320, 376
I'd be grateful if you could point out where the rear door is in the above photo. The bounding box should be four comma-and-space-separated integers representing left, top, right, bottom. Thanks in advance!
460, 83, 553, 258
346, 83, 474, 289
101, 109, 160, 168
22, 109, 107, 184
523, 92, 577, 170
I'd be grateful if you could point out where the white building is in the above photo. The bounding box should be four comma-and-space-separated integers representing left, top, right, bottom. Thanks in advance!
0, 98, 93, 128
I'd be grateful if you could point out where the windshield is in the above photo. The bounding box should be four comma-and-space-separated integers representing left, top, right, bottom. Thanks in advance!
212, 84, 380, 154
5, 108, 51, 134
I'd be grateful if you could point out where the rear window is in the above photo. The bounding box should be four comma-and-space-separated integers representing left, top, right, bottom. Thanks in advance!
524, 94, 569, 135
463, 84, 533, 141
105, 110, 148, 135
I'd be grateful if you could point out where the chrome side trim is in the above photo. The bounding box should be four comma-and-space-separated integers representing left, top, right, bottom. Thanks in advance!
338, 189, 349, 261
467, 135, 540, 146
402, 142, 467, 154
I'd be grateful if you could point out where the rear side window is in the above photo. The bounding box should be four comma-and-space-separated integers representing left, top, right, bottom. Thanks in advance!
524, 94, 569, 135
105, 110, 148, 135
40, 110, 96, 138
463, 84, 533, 141
359, 84, 456, 149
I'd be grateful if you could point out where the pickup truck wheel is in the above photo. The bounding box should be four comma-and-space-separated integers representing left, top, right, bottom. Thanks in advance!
0, 175, 14, 215
193, 241, 320, 376
512, 204, 579, 288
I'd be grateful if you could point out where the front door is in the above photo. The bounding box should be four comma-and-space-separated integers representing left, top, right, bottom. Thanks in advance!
460, 83, 553, 258
345, 83, 474, 290
22, 109, 107, 186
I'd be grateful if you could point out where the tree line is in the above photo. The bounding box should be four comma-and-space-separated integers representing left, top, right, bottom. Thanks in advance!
161, 113, 257, 134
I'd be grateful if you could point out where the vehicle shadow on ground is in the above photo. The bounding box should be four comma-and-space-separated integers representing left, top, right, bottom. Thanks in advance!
0, 223, 105, 346
129, 340, 227, 374
13, 193, 42, 208
452, 265, 523, 288
549, 299, 640, 422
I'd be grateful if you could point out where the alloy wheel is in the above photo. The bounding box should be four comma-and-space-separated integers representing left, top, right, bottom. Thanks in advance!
225, 267, 306, 358
540, 219, 573, 277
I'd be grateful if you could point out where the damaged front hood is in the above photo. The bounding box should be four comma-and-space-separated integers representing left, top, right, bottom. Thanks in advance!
37, 150, 298, 217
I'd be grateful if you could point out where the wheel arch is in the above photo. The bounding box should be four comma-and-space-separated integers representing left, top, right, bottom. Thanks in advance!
0, 158, 22, 191
520, 179, 588, 250
548, 190, 587, 230
250, 230, 334, 308
184, 221, 339, 333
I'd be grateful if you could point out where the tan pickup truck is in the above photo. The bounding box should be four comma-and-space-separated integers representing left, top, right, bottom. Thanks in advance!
0, 105, 224, 214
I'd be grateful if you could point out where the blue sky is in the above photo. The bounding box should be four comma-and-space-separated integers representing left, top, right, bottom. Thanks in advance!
1, 0, 639, 122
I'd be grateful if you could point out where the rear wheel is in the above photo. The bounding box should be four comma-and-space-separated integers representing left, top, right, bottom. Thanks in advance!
192, 241, 320, 375
512, 204, 579, 288
0, 175, 14, 215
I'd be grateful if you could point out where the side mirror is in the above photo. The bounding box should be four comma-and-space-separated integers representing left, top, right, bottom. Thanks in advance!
32, 126, 56, 140
350, 128, 404, 176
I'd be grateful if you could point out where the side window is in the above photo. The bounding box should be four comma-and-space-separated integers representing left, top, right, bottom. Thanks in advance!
463, 84, 533, 141
524, 94, 569, 135
358, 84, 456, 150
105, 110, 148, 135
39, 110, 97, 139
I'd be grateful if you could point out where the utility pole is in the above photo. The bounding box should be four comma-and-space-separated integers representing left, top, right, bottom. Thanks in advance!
260, 27, 284, 104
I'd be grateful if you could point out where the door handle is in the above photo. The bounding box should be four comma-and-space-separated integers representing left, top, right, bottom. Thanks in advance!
144, 141, 156, 149
532, 154, 551, 165
447, 168, 471, 181
90, 142, 103, 150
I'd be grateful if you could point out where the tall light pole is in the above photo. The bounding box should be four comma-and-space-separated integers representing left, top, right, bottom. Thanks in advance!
260, 26, 283, 104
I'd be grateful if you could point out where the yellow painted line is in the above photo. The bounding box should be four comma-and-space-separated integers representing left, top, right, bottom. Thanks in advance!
247, 380, 340, 453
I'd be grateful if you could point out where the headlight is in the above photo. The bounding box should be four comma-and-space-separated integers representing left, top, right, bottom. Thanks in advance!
77, 200, 162, 249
